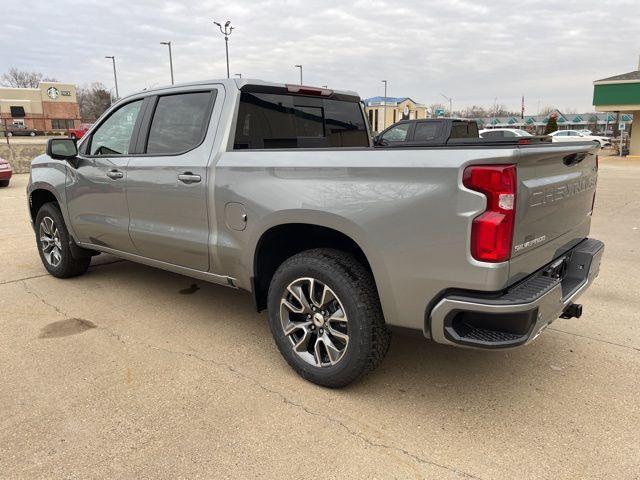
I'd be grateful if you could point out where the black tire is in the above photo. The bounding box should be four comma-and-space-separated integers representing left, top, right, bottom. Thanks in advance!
35, 202, 91, 278
267, 248, 391, 388
0, 180, 9, 188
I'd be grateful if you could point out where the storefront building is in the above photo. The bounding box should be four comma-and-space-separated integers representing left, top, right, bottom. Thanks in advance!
593, 70, 640, 156
0, 82, 80, 132
477, 110, 631, 135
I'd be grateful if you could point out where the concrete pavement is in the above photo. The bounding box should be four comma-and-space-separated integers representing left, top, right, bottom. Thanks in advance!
0, 158, 638, 479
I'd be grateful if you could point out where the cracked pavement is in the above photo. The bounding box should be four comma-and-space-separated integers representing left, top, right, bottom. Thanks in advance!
1, 157, 639, 479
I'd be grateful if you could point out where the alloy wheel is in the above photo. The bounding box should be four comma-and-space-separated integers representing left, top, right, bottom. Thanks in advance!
280, 277, 349, 367
39, 216, 63, 267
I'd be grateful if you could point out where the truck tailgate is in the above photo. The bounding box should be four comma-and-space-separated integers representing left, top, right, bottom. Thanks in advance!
509, 142, 599, 284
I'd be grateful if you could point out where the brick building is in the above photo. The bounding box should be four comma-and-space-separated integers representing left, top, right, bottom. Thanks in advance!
0, 82, 80, 132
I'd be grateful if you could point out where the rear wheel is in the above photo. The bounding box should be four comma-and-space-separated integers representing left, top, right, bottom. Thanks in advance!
0, 180, 9, 188
267, 248, 390, 388
35, 203, 91, 278
29, 131, 36, 137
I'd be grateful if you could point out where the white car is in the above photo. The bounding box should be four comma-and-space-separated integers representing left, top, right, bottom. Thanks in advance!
479, 128, 533, 139
548, 130, 612, 147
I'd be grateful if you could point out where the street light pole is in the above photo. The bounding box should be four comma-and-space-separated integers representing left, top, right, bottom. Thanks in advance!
214, 20, 234, 78
381, 80, 387, 129
160, 41, 174, 84
105, 56, 119, 99
295, 65, 303, 85
440, 93, 452, 116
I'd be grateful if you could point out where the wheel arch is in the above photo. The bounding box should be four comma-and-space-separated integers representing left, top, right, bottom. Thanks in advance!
249, 214, 391, 316
29, 185, 61, 223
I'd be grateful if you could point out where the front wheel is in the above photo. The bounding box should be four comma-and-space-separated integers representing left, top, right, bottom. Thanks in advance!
29, 131, 36, 137
267, 248, 391, 388
35, 202, 91, 278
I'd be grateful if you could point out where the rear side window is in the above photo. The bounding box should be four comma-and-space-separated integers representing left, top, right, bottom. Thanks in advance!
481, 130, 504, 139
450, 121, 479, 139
413, 122, 441, 141
233, 92, 368, 149
146, 91, 215, 155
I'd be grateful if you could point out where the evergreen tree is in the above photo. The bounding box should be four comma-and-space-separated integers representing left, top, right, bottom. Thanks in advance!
544, 114, 558, 135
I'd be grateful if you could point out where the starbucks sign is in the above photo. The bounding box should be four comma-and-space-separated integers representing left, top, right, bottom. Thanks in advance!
46, 86, 60, 99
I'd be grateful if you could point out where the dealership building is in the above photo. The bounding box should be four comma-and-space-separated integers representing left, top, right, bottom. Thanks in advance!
0, 82, 80, 132
363, 97, 428, 133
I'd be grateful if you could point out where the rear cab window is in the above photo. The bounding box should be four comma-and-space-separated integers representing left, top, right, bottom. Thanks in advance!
449, 121, 479, 139
233, 90, 369, 149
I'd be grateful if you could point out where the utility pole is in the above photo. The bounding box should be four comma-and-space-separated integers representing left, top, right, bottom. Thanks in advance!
105, 56, 119, 99
295, 65, 303, 85
160, 41, 174, 84
214, 20, 234, 78
382, 80, 388, 129
440, 93, 452, 117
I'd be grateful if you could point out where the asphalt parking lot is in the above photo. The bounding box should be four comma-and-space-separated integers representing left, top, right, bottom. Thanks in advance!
1, 156, 639, 479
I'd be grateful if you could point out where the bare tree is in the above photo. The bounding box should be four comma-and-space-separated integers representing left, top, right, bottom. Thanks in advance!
539, 106, 557, 116
455, 105, 490, 119
427, 103, 446, 118
488, 103, 519, 117
76, 82, 111, 121
0, 67, 57, 88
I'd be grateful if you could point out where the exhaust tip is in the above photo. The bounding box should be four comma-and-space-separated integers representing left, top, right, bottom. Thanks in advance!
560, 303, 583, 319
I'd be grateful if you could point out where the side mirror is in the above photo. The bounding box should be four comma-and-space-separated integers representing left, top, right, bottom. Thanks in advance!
47, 138, 78, 161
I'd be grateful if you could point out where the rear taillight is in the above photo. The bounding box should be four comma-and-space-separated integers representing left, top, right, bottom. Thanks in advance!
463, 164, 517, 263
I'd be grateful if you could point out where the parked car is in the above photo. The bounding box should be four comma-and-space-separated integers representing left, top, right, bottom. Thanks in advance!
374, 120, 546, 147
68, 123, 94, 140
480, 128, 533, 139
373, 118, 480, 146
6, 124, 41, 137
0, 157, 12, 187
548, 130, 612, 147
27, 79, 604, 387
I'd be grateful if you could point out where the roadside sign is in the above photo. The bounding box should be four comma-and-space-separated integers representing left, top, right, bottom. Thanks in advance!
435, 108, 445, 117
619, 123, 625, 131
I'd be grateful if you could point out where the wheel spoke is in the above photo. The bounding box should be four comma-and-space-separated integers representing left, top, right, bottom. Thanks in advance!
319, 283, 335, 308
326, 324, 349, 342
313, 337, 325, 366
328, 307, 347, 323
41, 218, 51, 235
281, 297, 304, 315
293, 329, 312, 353
321, 334, 342, 365
288, 283, 312, 313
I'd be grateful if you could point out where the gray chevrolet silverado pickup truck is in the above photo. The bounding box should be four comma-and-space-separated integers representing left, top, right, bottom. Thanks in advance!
28, 79, 604, 387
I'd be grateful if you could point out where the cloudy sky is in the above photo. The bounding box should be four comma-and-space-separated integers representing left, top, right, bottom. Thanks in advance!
2, 0, 639, 113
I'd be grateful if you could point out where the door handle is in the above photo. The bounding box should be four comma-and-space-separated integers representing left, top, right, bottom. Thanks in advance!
106, 169, 124, 179
178, 172, 201, 184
